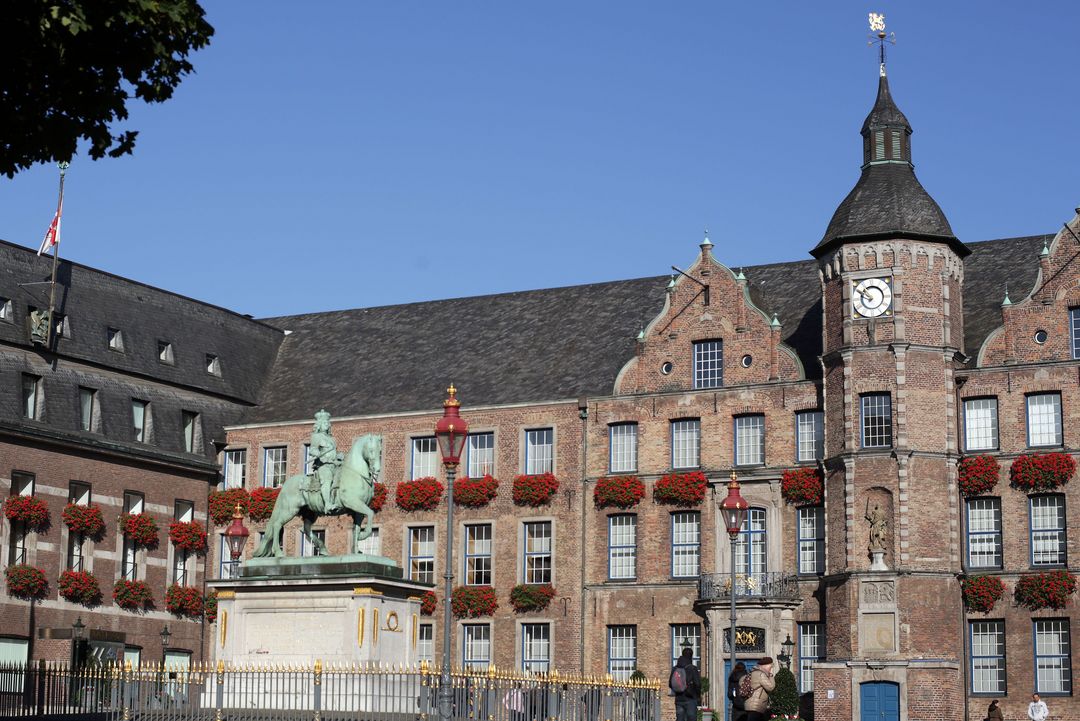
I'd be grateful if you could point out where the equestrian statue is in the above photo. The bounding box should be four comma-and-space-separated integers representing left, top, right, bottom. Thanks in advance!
252, 411, 382, 558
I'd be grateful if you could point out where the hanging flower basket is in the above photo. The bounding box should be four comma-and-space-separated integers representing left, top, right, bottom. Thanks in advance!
248, 487, 280, 522
781, 468, 824, 506
420, 590, 437, 616
370, 482, 389, 512
113, 579, 154, 612
208, 488, 250, 525
653, 471, 708, 507
165, 584, 205, 619
454, 475, 499, 508
5, 564, 48, 600
62, 503, 106, 539
594, 475, 646, 509
1010, 453, 1076, 493
58, 570, 102, 606
1015, 570, 1077, 611
169, 521, 208, 554
451, 586, 498, 618
509, 584, 556, 613
204, 591, 218, 623
961, 575, 1006, 614
4, 495, 50, 531
119, 512, 159, 548
396, 478, 444, 512
513, 473, 559, 507
958, 456, 1001, 497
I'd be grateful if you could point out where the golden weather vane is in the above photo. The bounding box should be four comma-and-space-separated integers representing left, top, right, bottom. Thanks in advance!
868, 12, 896, 75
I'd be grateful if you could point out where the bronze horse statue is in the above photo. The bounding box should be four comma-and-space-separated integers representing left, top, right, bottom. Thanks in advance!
252, 433, 382, 558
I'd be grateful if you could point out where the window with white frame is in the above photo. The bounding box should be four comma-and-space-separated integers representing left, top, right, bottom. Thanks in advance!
608, 514, 636, 580
173, 501, 194, 584
1034, 619, 1072, 694
1031, 495, 1066, 566
299, 529, 326, 557
182, 411, 200, 453
670, 624, 700, 668
734, 414, 765, 466
107, 327, 124, 352
671, 512, 700, 578
608, 626, 637, 681
963, 398, 999, 451
79, 387, 97, 432
66, 482, 91, 572
609, 423, 638, 474
966, 498, 1002, 569
132, 399, 149, 443
671, 419, 700, 469
734, 508, 767, 590
522, 623, 551, 673
464, 524, 492, 585
7, 473, 33, 566
206, 354, 221, 376
418, 623, 434, 663
1027, 393, 1063, 447
798, 623, 825, 693
796, 411, 824, 462
411, 437, 438, 479
158, 341, 174, 365
263, 446, 287, 487
0, 638, 28, 667
525, 428, 553, 475
463, 624, 491, 670
970, 620, 1005, 694
860, 393, 892, 448
356, 527, 381, 556
467, 432, 495, 478
123, 647, 141, 669
223, 449, 246, 489
1071, 308, 1080, 360
303, 444, 313, 475
219, 535, 240, 579
409, 527, 435, 583
523, 521, 552, 584
121, 492, 143, 580
21, 374, 40, 420
693, 340, 723, 389
797, 506, 825, 575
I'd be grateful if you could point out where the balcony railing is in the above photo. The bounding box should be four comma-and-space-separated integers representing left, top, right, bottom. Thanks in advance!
698, 572, 801, 602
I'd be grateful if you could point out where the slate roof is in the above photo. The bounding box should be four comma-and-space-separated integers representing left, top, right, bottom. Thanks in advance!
860, 75, 910, 134
242, 235, 1051, 424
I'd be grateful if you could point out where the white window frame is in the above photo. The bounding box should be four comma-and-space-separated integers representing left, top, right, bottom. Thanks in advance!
356, 527, 381, 556
1034, 619, 1072, 694
464, 523, 493, 586
78, 387, 97, 432
463, 624, 491, 670
798, 623, 825, 693
132, 399, 149, 443
21, 374, 40, 420
609, 423, 638, 474
409, 526, 435, 584
418, 623, 434, 663
797, 506, 825, 575
860, 393, 892, 449
223, 449, 246, 489
796, 411, 824, 462
411, 437, 438, 479
525, 428, 553, 475
1030, 495, 1067, 567
734, 414, 765, 466
608, 514, 637, 580
671, 419, 700, 470
692, 340, 723, 389
671, 512, 700, 578
467, 432, 495, 478
607, 626, 637, 681
963, 398, 999, 451
1027, 393, 1063, 448
523, 521, 552, 584
263, 446, 287, 488
522, 623, 551, 673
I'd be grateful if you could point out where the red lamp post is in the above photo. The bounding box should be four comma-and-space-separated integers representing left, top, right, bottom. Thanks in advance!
719, 470, 749, 718
223, 504, 250, 569
434, 385, 468, 721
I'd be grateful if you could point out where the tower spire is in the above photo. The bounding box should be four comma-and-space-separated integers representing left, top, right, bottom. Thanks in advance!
868, 12, 895, 77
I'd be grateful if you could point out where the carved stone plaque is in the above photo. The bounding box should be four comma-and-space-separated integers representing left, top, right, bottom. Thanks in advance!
861, 612, 896, 654
860, 580, 896, 608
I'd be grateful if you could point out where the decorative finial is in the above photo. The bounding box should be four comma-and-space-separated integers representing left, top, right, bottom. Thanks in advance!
700, 228, 713, 249
1041, 238, 1050, 257
444, 384, 460, 407
735, 268, 746, 281
868, 13, 895, 76
666, 275, 677, 292
1001, 284, 1012, 307
58, 161, 70, 175
770, 314, 781, 329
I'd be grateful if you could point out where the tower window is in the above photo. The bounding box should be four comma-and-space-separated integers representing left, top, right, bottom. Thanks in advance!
891, 130, 902, 159
860, 393, 893, 448
874, 131, 885, 160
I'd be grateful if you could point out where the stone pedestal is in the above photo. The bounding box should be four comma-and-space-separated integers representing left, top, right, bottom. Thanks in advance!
868, 550, 888, 571
207, 555, 432, 667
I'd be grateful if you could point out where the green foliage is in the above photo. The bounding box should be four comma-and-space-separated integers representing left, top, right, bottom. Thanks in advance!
770, 667, 800, 716
0, 1, 214, 176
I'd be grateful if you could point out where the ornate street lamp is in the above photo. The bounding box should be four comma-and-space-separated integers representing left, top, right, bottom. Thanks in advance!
778, 634, 795, 670
434, 384, 468, 721
223, 504, 250, 571
160, 625, 172, 665
70, 617, 85, 671
719, 470, 749, 718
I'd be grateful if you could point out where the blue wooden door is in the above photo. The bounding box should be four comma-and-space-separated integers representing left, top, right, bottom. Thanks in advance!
860, 681, 899, 721
722, 660, 757, 721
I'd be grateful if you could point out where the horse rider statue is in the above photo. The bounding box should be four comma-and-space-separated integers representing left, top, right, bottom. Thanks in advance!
309, 410, 343, 513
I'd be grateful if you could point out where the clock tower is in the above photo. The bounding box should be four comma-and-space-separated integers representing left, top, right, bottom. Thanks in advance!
810, 43, 970, 721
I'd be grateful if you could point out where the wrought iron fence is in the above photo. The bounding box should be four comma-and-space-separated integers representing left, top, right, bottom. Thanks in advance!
0, 660, 662, 721
698, 571, 801, 601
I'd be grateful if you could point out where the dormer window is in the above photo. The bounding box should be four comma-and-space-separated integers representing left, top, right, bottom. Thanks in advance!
158, 340, 174, 365
206, 353, 221, 376
108, 327, 125, 352
874, 131, 885, 160
0, 297, 13, 322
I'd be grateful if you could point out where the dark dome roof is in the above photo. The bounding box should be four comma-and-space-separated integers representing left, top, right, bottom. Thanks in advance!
860, 75, 909, 133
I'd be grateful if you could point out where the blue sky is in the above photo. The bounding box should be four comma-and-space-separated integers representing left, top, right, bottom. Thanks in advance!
2, 2, 1078, 317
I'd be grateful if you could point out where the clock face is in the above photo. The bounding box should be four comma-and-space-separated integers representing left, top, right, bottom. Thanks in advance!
852, 278, 892, 318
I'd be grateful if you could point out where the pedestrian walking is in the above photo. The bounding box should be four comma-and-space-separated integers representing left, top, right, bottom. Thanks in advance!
727, 662, 747, 721
1028, 693, 1049, 721
742, 657, 775, 721
669, 647, 702, 721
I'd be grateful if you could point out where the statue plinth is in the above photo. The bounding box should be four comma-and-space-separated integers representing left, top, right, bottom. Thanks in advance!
869, 549, 888, 571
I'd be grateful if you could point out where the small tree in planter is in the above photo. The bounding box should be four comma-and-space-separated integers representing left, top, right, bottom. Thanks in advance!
509, 584, 556, 613
58, 570, 102, 606
396, 478, 444, 511
248, 487, 280, 522
62, 503, 106, 539
961, 575, 1006, 614
1015, 570, 1077, 611
781, 468, 824, 506
169, 520, 208, 555
119, 512, 159, 548
451, 585, 498, 618
594, 476, 646, 509
1010, 453, 1076, 493
653, 471, 707, 507
165, 584, 205, 619
513, 473, 559, 507
958, 455, 1000, 497
4, 495, 50, 531
113, 579, 154, 611
370, 482, 388, 512
5, 564, 48, 600
454, 475, 499, 508
420, 590, 437, 616
769, 667, 801, 720
208, 488, 250, 525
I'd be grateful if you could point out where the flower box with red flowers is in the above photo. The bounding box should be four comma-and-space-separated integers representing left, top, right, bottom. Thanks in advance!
653, 471, 707, 507
370, 482, 388, 512
1010, 453, 1076, 493
208, 488, 250, 525
396, 478, 444, 512
513, 473, 559, 507
62, 503, 106, 538
961, 575, 1005, 614
204, 591, 218, 623
169, 520, 208, 554
4, 495, 50, 530
1015, 570, 1077, 611
958, 455, 1001, 497
58, 570, 102, 606
248, 487, 280, 523
420, 590, 437, 616
5, 564, 48, 600
781, 468, 824, 506
165, 584, 205, 619
113, 579, 154, 611
593, 475, 646, 509
451, 586, 498, 618
509, 584, 556, 613
454, 475, 499, 508
119, 512, 159, 548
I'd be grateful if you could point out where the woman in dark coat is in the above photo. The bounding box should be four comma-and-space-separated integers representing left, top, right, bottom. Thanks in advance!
986, 699, 1004, 721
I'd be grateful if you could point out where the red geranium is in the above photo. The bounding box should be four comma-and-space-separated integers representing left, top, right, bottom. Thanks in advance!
204, 591, 218, 623
169, 520, 208, 554
594, 476, 646, 509
1010, 453, 1076, 493
396, 477, 444, 512
4, 495, 50, 530
248, 487, 280, 522
420, 590, 437, 616
165, 584, 205, 619
113, 579, 154, 611
958, 456, 1001, 497
208, 488, 250, 525
454, 475, 499, 508
781, 467, 824, 506
370, 482, 388, 512
509, 584, 556, 613
58, 570, 102, 606
653, 471, 707, 507
961, 575, 1006, 614
62, 503, 106, 538
513, 473, 559, 507
1015, 571, 1077, 611
451, 585, 498, 618
119, 512, 159, 548
5, 564, 48, 600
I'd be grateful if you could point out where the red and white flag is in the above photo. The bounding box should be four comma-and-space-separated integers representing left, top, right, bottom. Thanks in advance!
37, 201, 62, 256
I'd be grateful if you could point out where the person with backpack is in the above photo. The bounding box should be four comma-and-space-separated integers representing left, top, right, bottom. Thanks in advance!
742, 656, 775, 721
669, 646, 702, 721
727, 662, 747, 721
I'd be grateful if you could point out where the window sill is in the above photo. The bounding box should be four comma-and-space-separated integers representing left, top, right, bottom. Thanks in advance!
1030, 564, 1068, 570
606, 578, 638, 584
